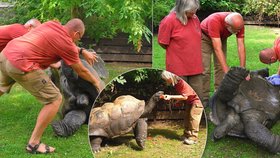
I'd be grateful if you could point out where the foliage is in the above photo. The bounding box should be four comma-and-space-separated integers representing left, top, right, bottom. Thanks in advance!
200, 0, 244, 12
153, 0, 174, 28
97, 68, 165, 105
8, 0, 152, 51
242, 0, 280, 22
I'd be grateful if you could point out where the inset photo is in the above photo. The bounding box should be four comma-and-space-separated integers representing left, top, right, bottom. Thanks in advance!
88, 68, 207, 157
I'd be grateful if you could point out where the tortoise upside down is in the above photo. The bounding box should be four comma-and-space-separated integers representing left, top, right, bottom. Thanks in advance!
210, 66, 280, 154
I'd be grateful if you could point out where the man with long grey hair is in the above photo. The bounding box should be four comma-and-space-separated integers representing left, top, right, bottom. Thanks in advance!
158, 0, 204, 107
200, 12, 246, 106
161, 71, 204, 145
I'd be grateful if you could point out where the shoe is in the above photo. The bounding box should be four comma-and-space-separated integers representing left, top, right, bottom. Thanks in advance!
183, 138, 197, 145
26, 142, 55, 154
180, 135, 187, 141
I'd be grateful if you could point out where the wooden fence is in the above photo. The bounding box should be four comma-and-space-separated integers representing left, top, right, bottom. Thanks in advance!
82, 33, 152, 64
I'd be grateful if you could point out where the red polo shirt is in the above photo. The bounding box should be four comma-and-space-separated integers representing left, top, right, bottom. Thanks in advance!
0, 24, 28, 51
201, 12, 244, 39
158, 12, 203, 76
3, 21, 79, 72
175, 79, 200, 105
274, 37, 280, 60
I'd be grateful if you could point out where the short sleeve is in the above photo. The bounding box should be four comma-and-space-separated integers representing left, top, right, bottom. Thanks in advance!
274, 37, 280, 55
60, 43, 80, 65
207, 20, 221, 38
236, 26, 245, 38
158, 15, 173, 45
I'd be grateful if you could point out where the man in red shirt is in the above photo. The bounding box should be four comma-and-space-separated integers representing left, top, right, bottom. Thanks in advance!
0, 18, 102, 154
161, 71, 204, 145
0, 19, 41, 51
201, 12, 246, 106
259, 37, 280, 74
158, 0, 203, 101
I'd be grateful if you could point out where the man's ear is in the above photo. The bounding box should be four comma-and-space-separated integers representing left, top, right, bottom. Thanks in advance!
27, 24, 32, 31
271, 56, 277, 63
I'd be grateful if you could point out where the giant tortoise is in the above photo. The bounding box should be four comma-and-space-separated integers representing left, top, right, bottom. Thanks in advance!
89, 91, 164, 153
210, 66, 280, 153
51, 53, 107, 137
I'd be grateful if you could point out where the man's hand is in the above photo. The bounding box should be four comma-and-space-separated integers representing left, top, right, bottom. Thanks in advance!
162, 95, 172, 100
81, 49, 98, 65
50, 61, 61, 69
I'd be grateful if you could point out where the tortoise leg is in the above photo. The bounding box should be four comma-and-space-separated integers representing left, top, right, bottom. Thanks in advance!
212, 108, 241, 141
242, 110, 280, 154
51, 110, 86, 137
76, 94, 89, 107
91, 136, 103, 153
133, 118, 148, 149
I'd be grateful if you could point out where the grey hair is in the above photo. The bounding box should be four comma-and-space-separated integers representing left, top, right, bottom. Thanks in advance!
171, 0, 200, 25
24, 18, 41, 28
161, 70, 180, 86
225, 12, 243, 25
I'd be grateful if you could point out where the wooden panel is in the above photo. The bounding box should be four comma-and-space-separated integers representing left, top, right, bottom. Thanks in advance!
99, 53, 152, 63
245, 21, 280, 25
148, 109, 206, 121
95, 46, 152, 54
98, 38, 152, 47
148, 110, 186, 120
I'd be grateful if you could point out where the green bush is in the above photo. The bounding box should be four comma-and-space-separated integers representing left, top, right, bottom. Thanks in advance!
200, 0, 244, 12
153, 0, 174, 28
153, 0, 245, 29
242, 0, 280, 22
9, 0, 152, 51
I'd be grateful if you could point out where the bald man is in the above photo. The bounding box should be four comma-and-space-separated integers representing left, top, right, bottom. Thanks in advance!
200, 12, 246, 106
259, 37, 280, 74
0, 19, 41, 51
0, 18, 102, 154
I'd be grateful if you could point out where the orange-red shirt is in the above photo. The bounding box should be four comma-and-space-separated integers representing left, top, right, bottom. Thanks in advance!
158, 12, 203, 76
3, 21, 79, 72
274, 37, 280, 60
0, 24, 28, 51
175, 79, 200, 105
201, 12, 244, 39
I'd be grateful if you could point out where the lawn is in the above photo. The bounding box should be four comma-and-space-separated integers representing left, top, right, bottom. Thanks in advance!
0, 63, 142, 158
93, 120, 207, 158
153, 25, 280, 157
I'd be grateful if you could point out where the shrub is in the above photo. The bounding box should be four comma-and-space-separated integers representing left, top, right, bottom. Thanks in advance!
9, 0, 152, 51
242, 0, 280, 23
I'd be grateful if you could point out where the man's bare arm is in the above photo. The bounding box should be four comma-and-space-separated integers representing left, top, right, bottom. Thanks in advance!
211, 38, 229, 73
70, 62, 101, 92
237, 38, 246, 67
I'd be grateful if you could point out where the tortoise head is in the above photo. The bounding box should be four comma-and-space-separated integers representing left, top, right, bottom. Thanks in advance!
152, 91, 164, 102
141, 91, 164, 117
228, 67, 249, 79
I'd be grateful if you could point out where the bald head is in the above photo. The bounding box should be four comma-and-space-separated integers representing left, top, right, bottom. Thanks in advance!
64, 18, 85, 42
225, 13, 244, 28
24, 18, 41, 31
65, 18, 85, 36
259, 48, 277, 64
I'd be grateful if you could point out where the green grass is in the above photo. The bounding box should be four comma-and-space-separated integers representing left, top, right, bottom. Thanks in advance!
0, 85, 92, 158
93, 121, 207, 158
153, 25, 280, 157
0, 64, 144, 158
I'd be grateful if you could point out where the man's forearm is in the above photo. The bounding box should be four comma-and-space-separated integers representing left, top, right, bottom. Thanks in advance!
77, 68, 100, 89
168, 95, 187, 100
237, 38, 246, 67
214, 49, 229, 73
